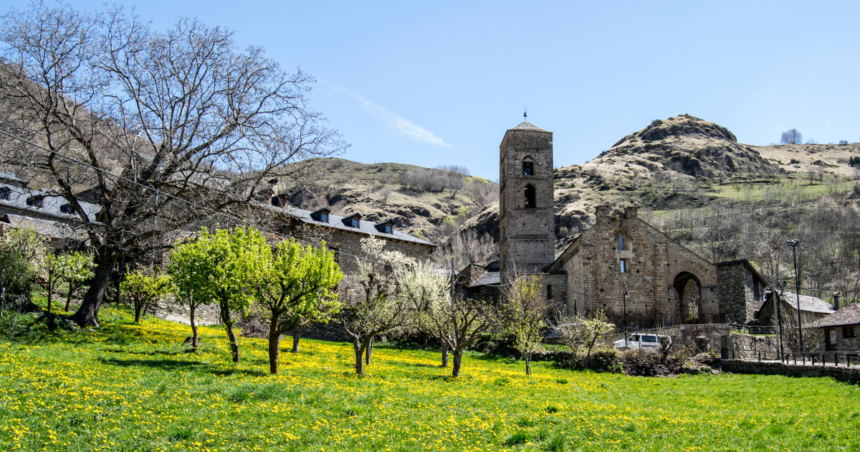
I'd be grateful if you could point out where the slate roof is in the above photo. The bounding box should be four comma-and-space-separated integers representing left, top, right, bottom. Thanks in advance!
263, 203, 436, 247
1, 214, 85, 240
0, 183, 101, 221
813, 304, 860, 328
469, 270, 500, 288
714, 259, 768, 286
510, 121, 549, 132
777, 291, 836, 314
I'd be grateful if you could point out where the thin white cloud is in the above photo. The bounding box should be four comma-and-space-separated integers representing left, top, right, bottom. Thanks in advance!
333, 87, 452, 148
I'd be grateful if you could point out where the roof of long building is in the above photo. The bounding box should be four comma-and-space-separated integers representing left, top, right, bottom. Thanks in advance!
775, 291, 836, 314
263, 203, 436, 247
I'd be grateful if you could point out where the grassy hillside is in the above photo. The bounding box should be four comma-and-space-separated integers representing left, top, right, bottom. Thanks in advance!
2, 304, 859, 451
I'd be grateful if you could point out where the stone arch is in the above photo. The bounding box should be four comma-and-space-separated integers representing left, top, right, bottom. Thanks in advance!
524, 184, 536, 208
522, 156, 534, 176
672, 271, 702, 323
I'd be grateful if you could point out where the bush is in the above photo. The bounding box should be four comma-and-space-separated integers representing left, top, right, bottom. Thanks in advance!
849, 156, 860, 167
790, 158, 801, 164
839, 140, 848, 146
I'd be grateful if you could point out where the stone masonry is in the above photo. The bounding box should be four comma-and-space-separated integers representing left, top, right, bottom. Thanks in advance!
546, 205, 718, 328
499, 122, 556, 280
715, 260, 767, 324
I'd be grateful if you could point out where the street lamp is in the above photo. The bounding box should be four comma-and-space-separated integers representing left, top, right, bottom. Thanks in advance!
623, 282, 629, 348
786, 239, 804, 363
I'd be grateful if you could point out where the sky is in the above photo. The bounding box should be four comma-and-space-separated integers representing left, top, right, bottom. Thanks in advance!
4, 0, 859, 180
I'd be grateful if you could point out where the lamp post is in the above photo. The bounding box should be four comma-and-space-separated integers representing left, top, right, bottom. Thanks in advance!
623, 282, 629, 348
786, 239, 804, 364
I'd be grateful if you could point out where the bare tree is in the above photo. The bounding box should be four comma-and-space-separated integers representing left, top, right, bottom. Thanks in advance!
781, 129, 803, 145
0, 3, 345, 326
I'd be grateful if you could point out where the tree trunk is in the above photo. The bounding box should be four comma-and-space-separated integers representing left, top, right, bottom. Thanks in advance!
72, 253, 116, 327
46, 287, 52, 313
225, 322, 240, 363
354, 340, 364, 375
134, 302, 142, 323
441, 342, 449, 368
268, 314, 281, 374
291, 327, 302, 353
189, 304, 199, 349
365, 337, 373, 366
452, 349, 463, 377
525, 358, 532, 376
64, 283, 74, 312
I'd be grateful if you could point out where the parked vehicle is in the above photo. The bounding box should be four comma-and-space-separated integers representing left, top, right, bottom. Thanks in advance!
613, 334, 672, 352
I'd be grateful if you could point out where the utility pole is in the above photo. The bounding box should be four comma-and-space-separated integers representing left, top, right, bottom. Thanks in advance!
787, 239, 804, 363
623, 282, 629, 348
775, 281, 784, 362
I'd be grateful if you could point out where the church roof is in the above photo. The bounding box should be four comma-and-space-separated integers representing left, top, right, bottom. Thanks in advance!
510, 121, 549, 132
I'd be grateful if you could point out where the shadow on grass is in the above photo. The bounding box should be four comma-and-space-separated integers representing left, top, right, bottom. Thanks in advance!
104, 348, 183, 356
97, 357, 268, 378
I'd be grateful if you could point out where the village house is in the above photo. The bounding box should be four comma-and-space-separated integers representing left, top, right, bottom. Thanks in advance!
814, 304, 860, 354
756, 291, 836, 327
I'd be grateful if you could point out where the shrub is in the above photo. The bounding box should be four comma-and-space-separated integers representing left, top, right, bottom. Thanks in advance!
790, 158, 801, 164
839, 140, 848, 146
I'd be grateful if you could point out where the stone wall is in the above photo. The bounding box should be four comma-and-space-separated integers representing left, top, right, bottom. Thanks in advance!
722, 359, 860, 385
822, 326, 860, 353
499, 126, 556, 279
625, 324, 730, 351
555, 206, 717, 329
150, 297, 221, 326
720, 334, 780, 360
717, 262, 765, 324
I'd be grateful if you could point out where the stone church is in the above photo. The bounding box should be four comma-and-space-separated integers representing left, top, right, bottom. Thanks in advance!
459, 120, 765, 329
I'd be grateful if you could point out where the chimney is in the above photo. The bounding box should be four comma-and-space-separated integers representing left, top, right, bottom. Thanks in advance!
595, 204, 611, 222
624, 205, 639, 220
833, 292, 841, 310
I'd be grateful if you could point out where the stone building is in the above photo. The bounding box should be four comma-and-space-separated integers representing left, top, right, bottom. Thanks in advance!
490, 120, 764, 329
756, 291, 835, 327
715, 260, 768, 324
545, 205, 718, 328
456, 261, 501, 303
814, 304, 860, 353
262, 202, 437, 275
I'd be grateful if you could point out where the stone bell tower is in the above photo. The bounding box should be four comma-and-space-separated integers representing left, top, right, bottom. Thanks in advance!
499, 120, 556, 281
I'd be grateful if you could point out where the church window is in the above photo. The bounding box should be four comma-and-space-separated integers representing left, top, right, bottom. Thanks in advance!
524, 185, 536, 208
620, 259, 630, 273
617, 233, 626, 250
522, 157, 534, 176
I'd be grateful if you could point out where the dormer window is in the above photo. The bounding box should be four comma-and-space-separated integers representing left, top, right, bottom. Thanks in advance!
522, 157, 534, 176
271, 196, 281, 207
0, 187, 9, 200
26, 196, 43, 208
343, 214, 362, 228
311, 209, 331, 223
375, 220, 395, 234
60, 203, 74, 214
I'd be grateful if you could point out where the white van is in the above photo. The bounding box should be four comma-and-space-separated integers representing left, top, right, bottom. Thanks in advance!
613, 334, 671, 352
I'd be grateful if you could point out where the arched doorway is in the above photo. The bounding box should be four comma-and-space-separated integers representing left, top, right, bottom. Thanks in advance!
673, 272, 702, 324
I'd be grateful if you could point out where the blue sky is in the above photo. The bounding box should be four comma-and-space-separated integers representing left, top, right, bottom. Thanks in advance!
6, 1, 859, 180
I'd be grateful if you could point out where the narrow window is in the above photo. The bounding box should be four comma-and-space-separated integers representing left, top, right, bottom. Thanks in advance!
351, 219, 359, 227
522, 157, 534, 176
320, 213, 328, 222
524, 185, 536, 209
385, 225, 392, 233
617, 233, 625, 251
620, 259, 629, 273
547, 284, 553, 299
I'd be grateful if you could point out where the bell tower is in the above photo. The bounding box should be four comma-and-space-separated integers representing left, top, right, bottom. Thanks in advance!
499, 120, 556, 280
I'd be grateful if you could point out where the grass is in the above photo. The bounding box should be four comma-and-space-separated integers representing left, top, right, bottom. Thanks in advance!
1, 305, 860, 451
